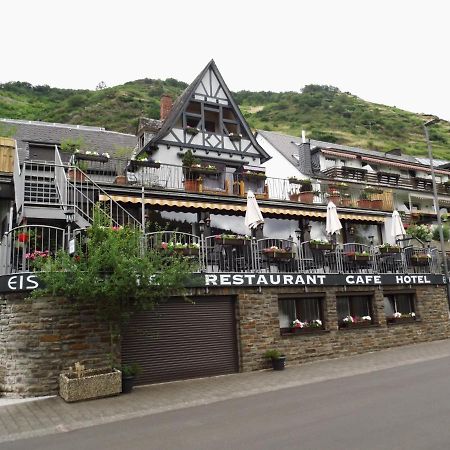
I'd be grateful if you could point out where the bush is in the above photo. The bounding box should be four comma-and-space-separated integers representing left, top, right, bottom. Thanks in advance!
432, 225, 450, 242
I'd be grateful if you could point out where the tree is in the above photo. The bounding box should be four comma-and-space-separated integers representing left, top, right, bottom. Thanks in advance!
34, 212, 194, 365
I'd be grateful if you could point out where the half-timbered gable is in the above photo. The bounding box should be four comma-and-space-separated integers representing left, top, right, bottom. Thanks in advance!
141, 60, 269, 167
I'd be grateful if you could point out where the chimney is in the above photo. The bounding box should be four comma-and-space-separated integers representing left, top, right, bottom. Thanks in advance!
160, 94, 173, 121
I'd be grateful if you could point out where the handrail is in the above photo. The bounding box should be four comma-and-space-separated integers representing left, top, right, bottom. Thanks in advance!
68, 167, 142, 229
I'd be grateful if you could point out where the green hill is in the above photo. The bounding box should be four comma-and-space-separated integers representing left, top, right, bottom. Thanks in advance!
1, 80, 449, 159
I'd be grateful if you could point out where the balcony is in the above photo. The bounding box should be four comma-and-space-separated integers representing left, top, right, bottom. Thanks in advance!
2, 226, 443, 277
322, 167, 450, 195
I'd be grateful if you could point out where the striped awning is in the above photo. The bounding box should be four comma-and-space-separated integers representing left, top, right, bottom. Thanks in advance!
100, 194, 385, 223
361, 156, 450, 176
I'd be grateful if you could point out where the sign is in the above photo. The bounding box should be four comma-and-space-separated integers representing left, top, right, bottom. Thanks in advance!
0, 273, 41, 293
196, 273, 447, 288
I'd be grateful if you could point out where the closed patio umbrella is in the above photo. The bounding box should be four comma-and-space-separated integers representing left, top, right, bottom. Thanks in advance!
391, 210, 406, 240
326, 201, 342, 236
245, 190, 264, 230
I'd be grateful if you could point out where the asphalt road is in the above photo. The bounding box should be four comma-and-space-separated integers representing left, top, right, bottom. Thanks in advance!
4, 357, 450, 450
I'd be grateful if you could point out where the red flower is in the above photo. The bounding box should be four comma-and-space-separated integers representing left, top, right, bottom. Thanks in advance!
17, 233, 28, 243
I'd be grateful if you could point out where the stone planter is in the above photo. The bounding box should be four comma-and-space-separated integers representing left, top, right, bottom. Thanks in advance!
59, 368, 121, 402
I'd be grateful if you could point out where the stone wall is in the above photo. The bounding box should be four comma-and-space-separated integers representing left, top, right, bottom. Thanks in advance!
0, 294, 111, 398
236, 285, 450, 371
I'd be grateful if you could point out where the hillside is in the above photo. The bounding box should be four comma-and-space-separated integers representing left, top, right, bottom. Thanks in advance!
1, 80, 449, 159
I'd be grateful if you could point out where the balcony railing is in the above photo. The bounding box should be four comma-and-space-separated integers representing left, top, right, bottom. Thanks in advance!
322, 167, 450, 195
1, 227, 444, 275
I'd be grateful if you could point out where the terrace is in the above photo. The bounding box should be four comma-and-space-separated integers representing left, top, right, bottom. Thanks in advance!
1, 227, 444, 277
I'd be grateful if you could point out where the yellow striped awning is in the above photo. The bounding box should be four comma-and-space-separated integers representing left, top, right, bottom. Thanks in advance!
100, 194, 385, 223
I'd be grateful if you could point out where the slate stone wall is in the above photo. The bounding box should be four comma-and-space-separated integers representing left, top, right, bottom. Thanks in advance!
236, 285, 450, 371
0, 294, 111, 398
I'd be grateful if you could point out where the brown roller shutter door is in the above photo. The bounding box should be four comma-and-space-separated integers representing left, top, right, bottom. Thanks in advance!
122, 296, 238, 385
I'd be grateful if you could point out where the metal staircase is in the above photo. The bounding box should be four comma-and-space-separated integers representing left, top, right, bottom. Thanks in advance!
13, 145, 141, 230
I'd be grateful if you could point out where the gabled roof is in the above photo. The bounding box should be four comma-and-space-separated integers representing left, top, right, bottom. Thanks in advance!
144, 60, 270, 162
257, 130, 301, 168
0, 118, 137, 162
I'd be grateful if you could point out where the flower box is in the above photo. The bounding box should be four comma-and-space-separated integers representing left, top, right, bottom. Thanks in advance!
263, 249, 295, 260
128, 160, 161, 172
357, 199, 372, 209
187, 166, 219, 175
353, 255, 370, 261
340, 321, 372, 329
242, 171, 266, 179
310, 243, 333, 250
291, 326, 323, 334
59, 368, 121, 402
216, 237, 247, 246
228, 134, 242, 142
185, 126, 199, 135
387, 316, 416, 325
411, 256, 430, 266
75, 154, 109, 163
380, 247, 401, 254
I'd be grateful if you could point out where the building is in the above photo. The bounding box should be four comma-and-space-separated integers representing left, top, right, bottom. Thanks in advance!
0, 61, 449, 398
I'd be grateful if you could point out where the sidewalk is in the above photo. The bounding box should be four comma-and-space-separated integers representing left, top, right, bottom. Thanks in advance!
2, 339, 450, 443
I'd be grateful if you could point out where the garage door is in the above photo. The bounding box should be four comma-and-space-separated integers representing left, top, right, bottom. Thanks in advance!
121, 296, 238, 385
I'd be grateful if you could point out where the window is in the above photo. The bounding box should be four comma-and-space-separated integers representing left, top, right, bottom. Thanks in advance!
337, 295, 373, 327
278, 297, 324, 332
384, 293, 416, 323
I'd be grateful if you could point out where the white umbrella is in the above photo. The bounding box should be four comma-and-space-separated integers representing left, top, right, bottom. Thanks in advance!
245, 190, 264, 230
326, 201, 342, 235
391, 210, 406, 240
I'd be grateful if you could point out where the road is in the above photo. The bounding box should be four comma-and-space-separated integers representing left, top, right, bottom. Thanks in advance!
4, 356, 450, 450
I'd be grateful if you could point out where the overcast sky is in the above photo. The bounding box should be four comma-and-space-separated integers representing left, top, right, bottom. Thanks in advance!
3, 0, 450, 121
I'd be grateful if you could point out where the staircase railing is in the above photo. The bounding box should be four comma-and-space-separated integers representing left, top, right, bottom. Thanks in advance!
67, 167, 141, 229
13, 141, 24, 216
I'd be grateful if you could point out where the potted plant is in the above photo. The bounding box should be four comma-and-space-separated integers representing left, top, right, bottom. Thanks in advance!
182, 150, 201, 191
68, 161, 88, 182
298, 191, 316, 204
121, 363, 142, 394
288, 190, 299, 202
357, 190, 372, 209
263, 349, 286, 371
339, 192, 352, 207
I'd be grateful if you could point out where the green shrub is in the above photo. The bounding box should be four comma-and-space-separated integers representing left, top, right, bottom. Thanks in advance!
432, 225, 450, 242
264, 349, 282, 359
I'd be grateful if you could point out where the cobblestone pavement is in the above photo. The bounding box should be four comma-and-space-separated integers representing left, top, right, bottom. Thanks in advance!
2, 339, 450, 443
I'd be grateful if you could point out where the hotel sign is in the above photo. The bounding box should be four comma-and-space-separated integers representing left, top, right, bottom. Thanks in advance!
201, 273, 447, 287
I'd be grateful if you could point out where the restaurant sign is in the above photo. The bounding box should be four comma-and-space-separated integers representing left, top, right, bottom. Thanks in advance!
200, 273, 447, 287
